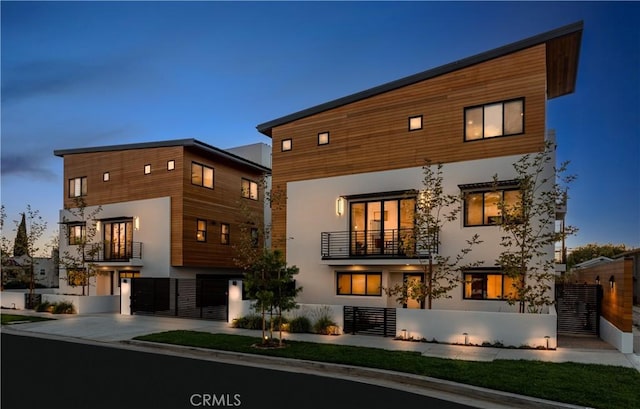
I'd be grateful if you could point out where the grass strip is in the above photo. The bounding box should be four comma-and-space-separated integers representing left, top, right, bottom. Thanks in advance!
134, 330, 640, 409
1, 313, 55, 325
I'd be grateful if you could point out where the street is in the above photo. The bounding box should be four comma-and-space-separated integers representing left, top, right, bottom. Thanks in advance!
2, 333, 476, 409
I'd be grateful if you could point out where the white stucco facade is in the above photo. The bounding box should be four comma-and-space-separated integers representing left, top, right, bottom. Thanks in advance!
286, 152, 556, 313
58, 196, 171, 296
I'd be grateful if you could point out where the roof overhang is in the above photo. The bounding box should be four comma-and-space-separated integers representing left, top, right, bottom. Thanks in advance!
54, 138, 271, 173
257, 21, 583, 137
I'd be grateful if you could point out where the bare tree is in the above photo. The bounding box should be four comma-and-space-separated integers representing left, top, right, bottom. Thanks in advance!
495, 140, 576, 313
385, 161, 482, 309
59, 197, 103, 296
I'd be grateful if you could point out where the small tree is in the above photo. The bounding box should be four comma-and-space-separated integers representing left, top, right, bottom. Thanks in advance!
59, 197, 103, 296
495, 140, 576, 313
1, 205, 11, 290
233, 175, 301, 345
385, 161, 482, 309
13, 206, 48, 302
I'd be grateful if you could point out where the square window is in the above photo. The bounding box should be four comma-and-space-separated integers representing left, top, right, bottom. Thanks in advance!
167, 160, 175, 171
281, 139, 292, 152
408, 115, 423, 131
144, 164, 151, 174
241, 179, 258, 200
103, 172, 110, 182
318, 132, 329, 145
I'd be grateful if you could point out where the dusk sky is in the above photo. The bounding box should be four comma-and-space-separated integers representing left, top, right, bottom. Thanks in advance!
1, 1, 638, 254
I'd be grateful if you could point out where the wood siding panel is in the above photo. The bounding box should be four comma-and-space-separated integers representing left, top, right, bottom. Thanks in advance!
60, 145, 265, 269
181, 148, 264, 268
270, 46, 549, 254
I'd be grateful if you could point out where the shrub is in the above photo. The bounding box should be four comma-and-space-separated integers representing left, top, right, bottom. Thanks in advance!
268, 315, 289, 331
313, 315, 337, 335
288, 316, 312, 333
35, 301, 54, 313
52, 301, 75, 314
232, 314, 263, 330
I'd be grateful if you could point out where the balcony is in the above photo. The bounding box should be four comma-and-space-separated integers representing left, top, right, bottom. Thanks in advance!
84, 242, 143, 263
321, 229, 435, 260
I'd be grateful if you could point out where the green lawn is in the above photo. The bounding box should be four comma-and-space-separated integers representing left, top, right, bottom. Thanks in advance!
134, 330, 640, 409
1, 313, 55, 325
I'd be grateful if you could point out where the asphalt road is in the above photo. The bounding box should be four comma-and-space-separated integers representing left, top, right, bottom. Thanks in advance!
2, 333, 476, 409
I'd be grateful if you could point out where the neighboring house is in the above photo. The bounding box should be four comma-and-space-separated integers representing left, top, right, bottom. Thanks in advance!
2, 251, 58, 289
53, 139, 270, 308
256, 22, 582, 319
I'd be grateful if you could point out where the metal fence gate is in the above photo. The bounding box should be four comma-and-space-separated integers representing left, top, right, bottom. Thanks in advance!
131, 277, 229, 321
343, 306, 396, 337
555, 284, 602, 336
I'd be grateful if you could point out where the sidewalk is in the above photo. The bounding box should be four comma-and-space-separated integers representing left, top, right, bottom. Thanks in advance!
3, 311, 639, 409
4, 311, 639, 370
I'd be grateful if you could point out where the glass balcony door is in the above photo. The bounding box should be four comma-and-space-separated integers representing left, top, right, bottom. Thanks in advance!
104, 220, 133, 260
349, 198, 415, 256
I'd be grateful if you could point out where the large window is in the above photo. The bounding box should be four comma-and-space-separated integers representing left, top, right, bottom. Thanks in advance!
103, 219, 133, 260
463, 184, 521, 226
337, 272, 382, 296
191, 162, 214, 189
68, 223, 86, 245
349, 196, 415, 256
464, 98, 524, 141
463, 271, 516, 300
68, 177, 87, 198
241, 178, 258, 200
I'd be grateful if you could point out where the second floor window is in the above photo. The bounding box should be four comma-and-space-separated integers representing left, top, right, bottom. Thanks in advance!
464, 98, 524, 141
463, 187, 522, 226
241, 179, 258, 200
68, 223, 86, 245
196, 219, 207, 242
192, 162, 214, 189
68, 177, 87, 198
220, 223, 230, 245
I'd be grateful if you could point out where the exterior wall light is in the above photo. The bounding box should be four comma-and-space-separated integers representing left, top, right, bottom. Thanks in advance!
336, 197, 345, 216
609, 275, 615, 289
134, 216, 140, 231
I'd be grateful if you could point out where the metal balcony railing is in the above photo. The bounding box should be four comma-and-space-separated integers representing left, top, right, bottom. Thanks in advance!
84, 242, 143, 262
321, 229, 435, 260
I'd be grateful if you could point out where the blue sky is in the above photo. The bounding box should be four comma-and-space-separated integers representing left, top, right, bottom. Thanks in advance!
1, 1, 639, 253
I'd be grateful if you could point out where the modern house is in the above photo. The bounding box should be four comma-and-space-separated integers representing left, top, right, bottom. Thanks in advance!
255, 22, 583, 346
53, 139, 270, 316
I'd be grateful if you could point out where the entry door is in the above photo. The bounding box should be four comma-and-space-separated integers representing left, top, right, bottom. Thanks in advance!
403, 273, 424, 309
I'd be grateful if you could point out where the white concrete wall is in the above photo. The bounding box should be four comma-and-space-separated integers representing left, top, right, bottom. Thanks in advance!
286, 153, 556, 311
397, 306, 557, 348
58, 197, 171, 294
599, 316, 634, 353
1, 291, 26, 310
42, 294, 119, 314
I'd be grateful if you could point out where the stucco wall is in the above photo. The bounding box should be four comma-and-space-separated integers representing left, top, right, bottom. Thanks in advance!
286, 153, 555, 311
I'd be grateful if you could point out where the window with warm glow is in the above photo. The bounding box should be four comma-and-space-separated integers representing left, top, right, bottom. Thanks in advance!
167, 160, 175, 171
318, 132, 329, 145
464, 188, 521, 226
463, 271, 516, 300
241, 178, 258, 200
103, 172, 110, 182
68, 223, 86, 245
191, 162, 214, 189
68, 177, 87, 197
336, 272, 381, 296
196, 219, 207, 242
144, 164, 151, 174
220, 223, 230, 245
408, 115, 423, 131
464, 98, 524, 141
281, 138, 292, 152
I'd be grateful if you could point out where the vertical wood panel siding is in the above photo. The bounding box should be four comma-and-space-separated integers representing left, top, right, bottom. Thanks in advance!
270, 45, 548, 255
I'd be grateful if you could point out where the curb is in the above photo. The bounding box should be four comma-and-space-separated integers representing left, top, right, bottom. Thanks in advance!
125, 339, 589, 409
